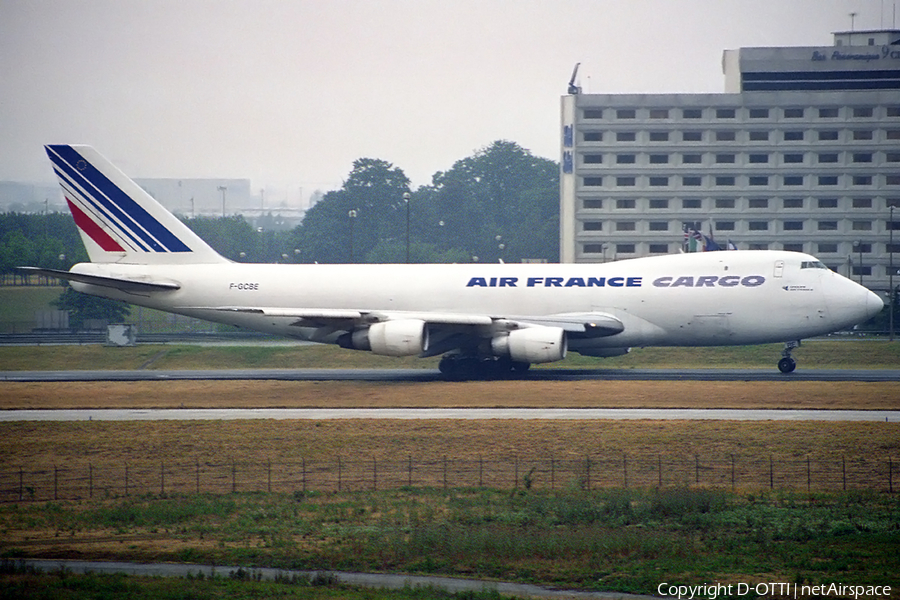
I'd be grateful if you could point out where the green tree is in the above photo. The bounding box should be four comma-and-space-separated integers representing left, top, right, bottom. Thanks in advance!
52, 285, 131, 330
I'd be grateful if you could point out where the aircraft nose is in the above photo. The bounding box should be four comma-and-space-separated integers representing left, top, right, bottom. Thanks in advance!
865, 289, 885, 319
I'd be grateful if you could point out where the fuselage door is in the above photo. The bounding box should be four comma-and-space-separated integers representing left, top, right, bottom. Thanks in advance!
773, 260, 785, 278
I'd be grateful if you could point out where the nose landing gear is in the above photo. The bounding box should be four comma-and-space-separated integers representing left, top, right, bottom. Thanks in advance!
778, 340, 800, 373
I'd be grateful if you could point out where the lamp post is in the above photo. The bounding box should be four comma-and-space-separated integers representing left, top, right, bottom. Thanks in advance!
890, 205, 895, 341
217, 186, 227, 217
403, 192, 411, 263
853, 240, 862, 285
348, 210, 358, 263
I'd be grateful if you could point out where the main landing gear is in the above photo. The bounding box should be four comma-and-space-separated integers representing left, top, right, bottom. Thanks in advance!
438, 354, 531, 380
778, 340, 800, 374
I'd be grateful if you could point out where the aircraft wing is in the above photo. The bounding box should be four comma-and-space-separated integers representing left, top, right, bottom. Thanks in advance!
191, 306, 623, 338
17, 266, 181, 293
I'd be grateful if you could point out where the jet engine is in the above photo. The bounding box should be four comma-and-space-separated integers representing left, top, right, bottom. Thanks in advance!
339, 319, 429, 357
491, 326, 567, 364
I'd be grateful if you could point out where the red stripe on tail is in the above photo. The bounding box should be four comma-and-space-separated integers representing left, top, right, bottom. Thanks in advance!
67, 198, 125, 252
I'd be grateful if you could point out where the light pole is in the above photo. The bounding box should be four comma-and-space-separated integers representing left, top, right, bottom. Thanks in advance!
890, 205, 895, 341
403, 192, 411, 263
853, 240, 863, 286
348, 209, 358, 262
217, 186, 227, 217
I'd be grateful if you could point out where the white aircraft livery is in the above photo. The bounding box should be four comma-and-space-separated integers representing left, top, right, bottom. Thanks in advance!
24, 144, 884, 377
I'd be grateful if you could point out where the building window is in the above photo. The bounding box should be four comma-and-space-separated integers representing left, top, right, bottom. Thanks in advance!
649, 154, 669, 164
583, 109, 604, 119
783, 175, 804, 186
749, 221, 769, 231
583, 176, 603, 186
715, 176, 736, 186
583, 198, 603, 209
783, 221, 803, 231
748, 198, 769, 208
852, 221, 872, 231
715, 131, 736, 141
616, 221, 636, 231
715, 198, 735, 209
887, 130, 900, 140
749, 153, 769, 164
616, 244, 635, 254
649, 221, 668, 231
583, 244, 604, 253
683, 108, 702, 119
818, 130, 839, 141
852, 176, 872, 186
649, 244, 668, 253
818, 107, 839, 118
783, 243, 804, 252
888, 106, 900, 117
583, 131, 603, 142
616, 108, 636, 119
749, 130, 769, 141
783, 198, 803, 209
749, 108, 769, 118
888, 153, 900, 163
749, 176, 769, 186
784, 153, 804, 164
649, 199, 669, 209
818, 198, 838, 208
649, 131, 669, 142
616, 154, 636, 164
649, 176, 669, 187
784, 108, 804, 118
583, 221, 603, 231
817, 153, 839, 163
616, 131, 636, 142
682, 198, 702, 209
616, 198, 636, 209
650, 109, 669, 119
853, 130, 874, 140
682, 131, 702, 142
616, 177, 636, 187
818, 243, 838, 253
682, 176, 702, 186
783, 130, 804, 141
749, 243, 769, 250
889, 175, 900, 185
852, 198, 872, 208
583, 154, 603, 164
818, 176, 839, 186
715, 153, 736, 164
716, 108, 736, 119
852, 265, 873, 276
817, 221, 838, 231
682, 154, 702, 164
852, 107, 874, 118
716, 221, 735, 230
852, 153, 873, 163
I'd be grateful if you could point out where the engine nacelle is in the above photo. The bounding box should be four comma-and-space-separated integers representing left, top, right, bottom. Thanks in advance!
345, 319, 429, 357
491, 326, 567, 364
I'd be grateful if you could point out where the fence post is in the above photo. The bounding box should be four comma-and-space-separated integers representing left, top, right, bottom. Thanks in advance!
842, 456, 846, 491
89, 464, 93, 499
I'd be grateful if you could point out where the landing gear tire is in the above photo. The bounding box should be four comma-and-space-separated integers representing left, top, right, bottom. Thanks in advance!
777, 357, 796, 374
438, 355, 531, 380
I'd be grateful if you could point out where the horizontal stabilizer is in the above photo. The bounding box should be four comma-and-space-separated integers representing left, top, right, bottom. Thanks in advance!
17, 267, 180, 293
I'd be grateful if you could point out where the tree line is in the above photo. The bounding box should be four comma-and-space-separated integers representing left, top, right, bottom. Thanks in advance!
1, 140, 559, 276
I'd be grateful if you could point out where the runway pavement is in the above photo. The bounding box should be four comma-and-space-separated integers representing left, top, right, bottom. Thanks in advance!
2, 367, 899, 382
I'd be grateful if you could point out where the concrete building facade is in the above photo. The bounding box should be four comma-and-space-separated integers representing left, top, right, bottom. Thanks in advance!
560, 29, 900, 296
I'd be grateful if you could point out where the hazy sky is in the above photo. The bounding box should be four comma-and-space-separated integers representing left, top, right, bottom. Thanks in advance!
0, 0, 892, 200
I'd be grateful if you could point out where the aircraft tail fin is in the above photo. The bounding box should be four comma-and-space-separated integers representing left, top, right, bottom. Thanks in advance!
45, 144, 228, 265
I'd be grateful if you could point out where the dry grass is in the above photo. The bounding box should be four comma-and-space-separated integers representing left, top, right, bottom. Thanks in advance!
2, 379, 899, 410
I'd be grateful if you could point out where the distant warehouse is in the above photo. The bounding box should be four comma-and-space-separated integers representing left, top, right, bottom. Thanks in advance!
560, 28, 900, 296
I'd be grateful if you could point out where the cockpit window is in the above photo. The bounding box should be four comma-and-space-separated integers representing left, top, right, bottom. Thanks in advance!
801, 260, 828, 269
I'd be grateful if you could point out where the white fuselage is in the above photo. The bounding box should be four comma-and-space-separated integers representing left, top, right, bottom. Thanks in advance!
70, 250, 882, 353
